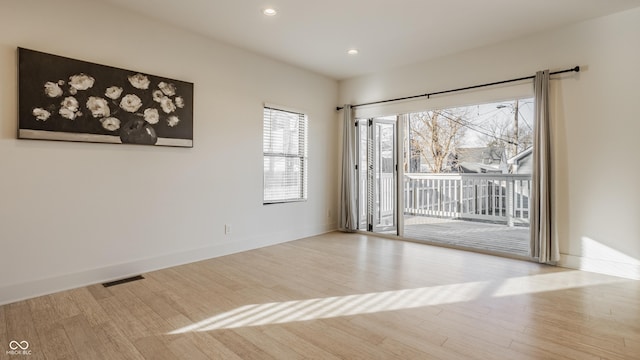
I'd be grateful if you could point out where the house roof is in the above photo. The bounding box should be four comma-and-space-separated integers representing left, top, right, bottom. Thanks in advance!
508, 147, 533, 164
455, 147, 505, 165
457, 162, 502, 174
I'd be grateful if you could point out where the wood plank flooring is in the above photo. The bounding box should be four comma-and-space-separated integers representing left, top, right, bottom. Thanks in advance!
1, 232, 639, 359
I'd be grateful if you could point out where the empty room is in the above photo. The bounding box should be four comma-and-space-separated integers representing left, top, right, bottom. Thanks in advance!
1, 0, 639, 359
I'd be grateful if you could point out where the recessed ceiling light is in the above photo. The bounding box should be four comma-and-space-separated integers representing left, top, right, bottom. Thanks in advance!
263, 8, 277, 16
347, 49, 359, 55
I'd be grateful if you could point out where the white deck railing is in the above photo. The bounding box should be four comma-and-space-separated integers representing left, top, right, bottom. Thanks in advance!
403, 173, 531, 226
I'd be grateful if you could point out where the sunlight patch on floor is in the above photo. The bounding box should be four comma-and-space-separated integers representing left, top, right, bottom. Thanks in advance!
168, 270, 626, 334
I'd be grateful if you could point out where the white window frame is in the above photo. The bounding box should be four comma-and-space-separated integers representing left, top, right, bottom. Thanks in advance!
263, 105, 308, 204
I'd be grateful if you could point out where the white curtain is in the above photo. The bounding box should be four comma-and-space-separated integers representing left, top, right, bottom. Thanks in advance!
530, 70, 559, 263
339, 105, 358, 231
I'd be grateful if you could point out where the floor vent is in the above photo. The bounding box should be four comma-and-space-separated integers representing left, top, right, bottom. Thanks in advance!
102, 275, 145, 288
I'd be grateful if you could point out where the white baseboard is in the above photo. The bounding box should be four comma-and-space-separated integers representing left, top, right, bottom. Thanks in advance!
558, 254, 640, 280
0, 225, 337, 306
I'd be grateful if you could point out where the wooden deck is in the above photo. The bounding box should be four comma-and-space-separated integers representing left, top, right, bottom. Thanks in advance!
401, 216, 531, 258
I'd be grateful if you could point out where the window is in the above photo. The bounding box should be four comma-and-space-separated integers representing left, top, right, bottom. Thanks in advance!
263, 106, 308, 203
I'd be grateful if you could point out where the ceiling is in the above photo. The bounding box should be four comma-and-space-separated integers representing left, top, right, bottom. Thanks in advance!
103, 0, 640, 80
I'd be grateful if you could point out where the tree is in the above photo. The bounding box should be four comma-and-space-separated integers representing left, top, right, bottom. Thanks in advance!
479, 113, 513, 150
484, 99, 534, 158
409, 109, 468, 173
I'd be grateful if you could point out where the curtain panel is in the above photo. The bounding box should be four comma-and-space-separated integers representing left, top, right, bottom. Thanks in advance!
339, 105, 358, 232
531, 70, 560, 263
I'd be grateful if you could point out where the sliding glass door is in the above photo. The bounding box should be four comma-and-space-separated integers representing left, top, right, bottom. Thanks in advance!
351, 98, 534, 257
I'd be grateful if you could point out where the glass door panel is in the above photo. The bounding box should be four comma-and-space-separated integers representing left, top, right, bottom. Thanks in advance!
372, 119, 396, 233
357, 119, 368, 230
356, 117, 397, 234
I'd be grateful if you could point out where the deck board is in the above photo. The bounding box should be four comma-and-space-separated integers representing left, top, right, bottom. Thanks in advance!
401, 216, 531, 257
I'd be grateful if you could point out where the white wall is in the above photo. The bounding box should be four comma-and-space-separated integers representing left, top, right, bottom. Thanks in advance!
340, 8, 640, 279
0, 0, 339, 304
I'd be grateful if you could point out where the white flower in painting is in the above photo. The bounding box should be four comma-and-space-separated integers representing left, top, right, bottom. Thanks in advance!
44, 81, 63, 98
57, 80, 65, 86
128, 73, 150, 89
152, 90, 164, 103
175, 96, 185, 109
69, 87, 78, 95
68, 73, 95, 91
60, 96, 79, 112
101, 117, 121, 131
160, 97, 176, 114
158, 81, 176, 96
86, 97, 111, 118
32, 108, 51, 121
105, 86, 123, 100
119, 94, 143, 113
143, 108, 159, 124
167, 115, 180, 127
59, 107, 77, 120
59, 96, 79, 120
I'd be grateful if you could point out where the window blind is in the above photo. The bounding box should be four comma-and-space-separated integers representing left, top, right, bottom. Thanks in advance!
263, 106, 308, 203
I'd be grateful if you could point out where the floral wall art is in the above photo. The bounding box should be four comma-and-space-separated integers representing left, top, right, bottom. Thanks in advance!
18, 48, 193, 147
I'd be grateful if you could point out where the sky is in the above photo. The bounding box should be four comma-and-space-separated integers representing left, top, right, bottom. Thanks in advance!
458, 98, 534, 147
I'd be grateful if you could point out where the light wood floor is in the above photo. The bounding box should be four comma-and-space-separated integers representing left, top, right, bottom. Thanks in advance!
2, 232, 639, 359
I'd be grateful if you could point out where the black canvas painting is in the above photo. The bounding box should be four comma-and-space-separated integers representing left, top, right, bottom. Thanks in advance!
18, 48, 194, 147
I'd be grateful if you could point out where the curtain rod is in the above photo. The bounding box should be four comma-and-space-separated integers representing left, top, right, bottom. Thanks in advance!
336, 66, 580, 111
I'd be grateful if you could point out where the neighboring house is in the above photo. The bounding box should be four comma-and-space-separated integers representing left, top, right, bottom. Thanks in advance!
508, 147, 533, 174
450, 146, 507, 174
456, 161, 503, 174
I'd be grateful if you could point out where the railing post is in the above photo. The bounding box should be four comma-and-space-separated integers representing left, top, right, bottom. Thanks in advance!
437, 178, 442, 216
458, 178, 463, 217
507, 177, 514, 227
473, 183, 477, 215
414, 179, 419, 215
